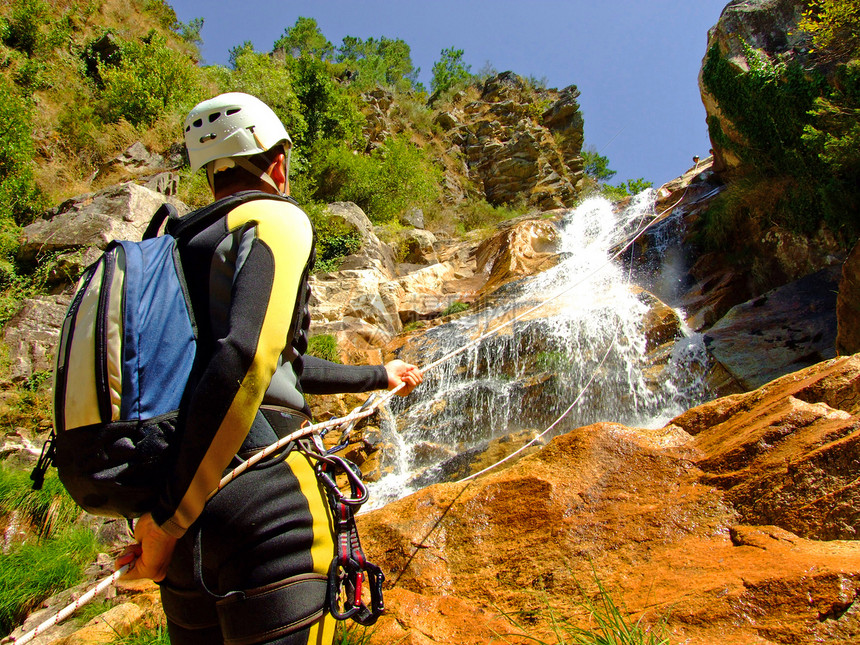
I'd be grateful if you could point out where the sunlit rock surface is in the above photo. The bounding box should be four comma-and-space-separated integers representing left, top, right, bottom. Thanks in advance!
358, 355, 860, 644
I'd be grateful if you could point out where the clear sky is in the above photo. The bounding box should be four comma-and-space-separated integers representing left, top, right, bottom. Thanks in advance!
167, 0, 729, 188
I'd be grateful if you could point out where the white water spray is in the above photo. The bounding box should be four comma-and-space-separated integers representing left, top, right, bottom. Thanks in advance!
369, 192, 709, 506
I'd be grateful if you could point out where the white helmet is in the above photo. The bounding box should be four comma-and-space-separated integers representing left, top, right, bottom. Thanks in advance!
184, 92, 292, 192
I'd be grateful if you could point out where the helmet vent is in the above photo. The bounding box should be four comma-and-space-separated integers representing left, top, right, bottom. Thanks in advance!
226, 108, 241, 115
199, 133, 217, 143
208, 112, 221, 123
193, 118, 203, 128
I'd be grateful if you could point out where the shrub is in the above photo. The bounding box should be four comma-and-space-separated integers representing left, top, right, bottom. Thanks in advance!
1, 0, 50, 57
315, 136, 441, 224
306, 334, 340, 363
98, 32, 202, 127
0, 75, 43, 258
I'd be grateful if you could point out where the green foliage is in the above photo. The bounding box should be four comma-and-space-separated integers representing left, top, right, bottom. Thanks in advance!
274, 17, 334, 61
1, 0, 50, 57
98, 32, 203, 127
601, 178, 653, 201
702, 40, 860, 244
702, 42, 824, 176
452, 197, 529, 232
431, 47, 472, 95
337, 35, 421, 91
582, 147, 616, 182
290, 55, 364, 155
306, 206, 363, 273
443, 301, 470, 316
0, 75, 43, 261
314, 135, 442, 224
306, 334, 341, 363
799, 0, 860, 61
0, 527, 101, 637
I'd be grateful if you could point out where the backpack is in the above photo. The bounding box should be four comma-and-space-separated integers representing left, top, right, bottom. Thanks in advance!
31, 192, 297, 518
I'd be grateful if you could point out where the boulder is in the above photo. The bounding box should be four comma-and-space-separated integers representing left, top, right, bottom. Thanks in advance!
357, 354, 860, 644
17, 183, 189, 266
400, 229, 438, 265
2, 295, 70, 382
324, 202, 397, 277
309, 269, 402, 339
704, 266, 840, 391
474, 217, 561, 294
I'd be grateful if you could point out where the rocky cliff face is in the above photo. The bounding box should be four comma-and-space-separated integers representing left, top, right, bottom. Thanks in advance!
420, 72, 583, 210
699, 0, 810, 178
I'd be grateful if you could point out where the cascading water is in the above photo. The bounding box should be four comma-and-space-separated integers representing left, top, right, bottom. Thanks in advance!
368, 191, 710, 507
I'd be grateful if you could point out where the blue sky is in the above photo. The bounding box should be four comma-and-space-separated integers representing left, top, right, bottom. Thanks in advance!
168, 0, 728, 188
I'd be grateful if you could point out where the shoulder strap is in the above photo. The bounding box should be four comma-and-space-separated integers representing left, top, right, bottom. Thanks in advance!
167, 191, 299, 240
142, 202, 178, 240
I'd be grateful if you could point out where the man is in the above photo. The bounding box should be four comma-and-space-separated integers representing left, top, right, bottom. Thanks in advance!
117, 92, 422, 644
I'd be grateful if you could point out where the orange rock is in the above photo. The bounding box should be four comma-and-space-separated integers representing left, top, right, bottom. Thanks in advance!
356, 354, 860, 644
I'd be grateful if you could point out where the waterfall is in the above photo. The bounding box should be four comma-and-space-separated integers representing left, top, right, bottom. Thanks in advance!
367, 191, 710, 507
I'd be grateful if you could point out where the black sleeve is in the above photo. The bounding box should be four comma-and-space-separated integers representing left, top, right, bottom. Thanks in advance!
300, 356, 389, 394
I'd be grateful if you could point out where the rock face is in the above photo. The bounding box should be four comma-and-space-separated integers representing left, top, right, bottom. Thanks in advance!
837, 240, 860, 355
17, 183, 189, 266
704, 266, 840, 390
439, 72, 584, 210
699, 0, 810, 177
358, 355, 860, 644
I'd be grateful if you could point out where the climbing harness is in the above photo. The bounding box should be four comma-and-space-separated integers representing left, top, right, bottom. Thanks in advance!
313, 451, 385, 625
8, 187, 693, 642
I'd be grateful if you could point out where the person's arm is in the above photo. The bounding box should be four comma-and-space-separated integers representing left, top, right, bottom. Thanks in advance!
301, 356, 423, 396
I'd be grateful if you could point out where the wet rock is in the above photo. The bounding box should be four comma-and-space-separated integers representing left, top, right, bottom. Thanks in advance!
704, 267, 839, 390
474, 217, 561, 294
358, 354, 860, 644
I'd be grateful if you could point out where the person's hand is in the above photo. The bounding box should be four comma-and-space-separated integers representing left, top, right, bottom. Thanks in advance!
384, 360, 423, 396
115, 513, 178, 583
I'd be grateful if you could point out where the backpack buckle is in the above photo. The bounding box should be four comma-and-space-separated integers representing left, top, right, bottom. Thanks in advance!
30, 433, 55, 491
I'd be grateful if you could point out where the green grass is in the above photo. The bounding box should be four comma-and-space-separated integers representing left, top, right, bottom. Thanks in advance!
307, 334, 341, 363
335, 621, 374, 645
498, 572, 669, 645
0, 466, 80, 538
113, 623, 171, 644
0, 527, 101, 637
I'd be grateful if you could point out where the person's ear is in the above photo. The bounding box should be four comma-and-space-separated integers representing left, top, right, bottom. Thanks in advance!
267, 152, 288, 193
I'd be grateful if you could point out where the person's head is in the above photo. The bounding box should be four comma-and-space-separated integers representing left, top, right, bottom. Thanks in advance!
184, 92, 292, 199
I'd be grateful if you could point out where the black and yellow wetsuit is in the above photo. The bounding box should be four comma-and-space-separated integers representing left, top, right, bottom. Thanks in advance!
150, 192, 387, 645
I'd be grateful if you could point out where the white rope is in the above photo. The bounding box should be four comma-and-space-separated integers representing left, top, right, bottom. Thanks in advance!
6, 565, 130, 645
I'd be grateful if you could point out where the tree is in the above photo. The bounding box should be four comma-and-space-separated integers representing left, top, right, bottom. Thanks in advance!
274, 16, 333, 61
582, 146, 616, 181
431, 47, 472, 94
337, 35, 420, 91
